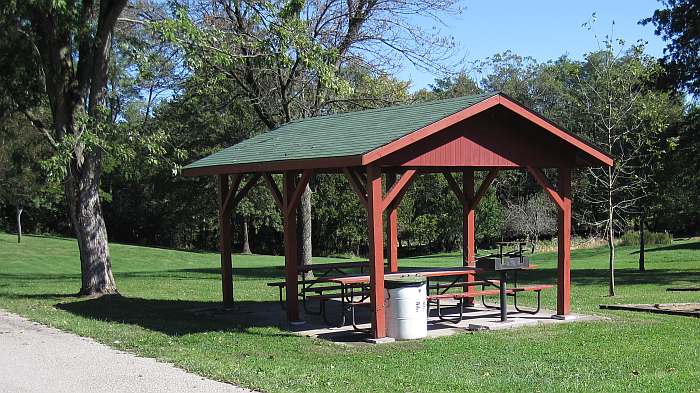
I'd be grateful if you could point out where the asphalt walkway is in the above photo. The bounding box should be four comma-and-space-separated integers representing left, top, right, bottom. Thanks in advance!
0, 310, 256, 393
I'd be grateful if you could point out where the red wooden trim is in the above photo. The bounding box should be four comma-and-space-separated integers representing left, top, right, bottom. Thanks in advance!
342, 168, 368, 208
382, 169, 416, 211
285, 170, 314, 218
230, 173, 262, 209
366, 166, 386, 338
218, 175, 234, 306
557, 167, 572, 315
442, 172, 464, 204
498, 96, 613, 167
527, 166, 564, 209
470, 170, 498, 210
262, 173, 283, 210
182, 155, 363, 177
362, 96, 502, 164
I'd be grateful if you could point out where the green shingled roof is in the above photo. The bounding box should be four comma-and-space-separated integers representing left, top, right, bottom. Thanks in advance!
184, 92, 498, 170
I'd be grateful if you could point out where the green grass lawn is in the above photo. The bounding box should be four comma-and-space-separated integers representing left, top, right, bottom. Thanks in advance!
1, 232, 699, 392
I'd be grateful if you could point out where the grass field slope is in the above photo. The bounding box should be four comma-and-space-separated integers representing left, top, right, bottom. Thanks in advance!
0, 233, 698, 392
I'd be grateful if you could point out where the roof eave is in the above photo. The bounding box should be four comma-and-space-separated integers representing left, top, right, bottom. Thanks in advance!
181, 154, 364, 176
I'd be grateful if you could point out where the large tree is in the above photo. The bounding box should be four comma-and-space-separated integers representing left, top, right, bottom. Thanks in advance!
643, 0, 700, 94
0, 0, 129, 296
160, 0, 461, 267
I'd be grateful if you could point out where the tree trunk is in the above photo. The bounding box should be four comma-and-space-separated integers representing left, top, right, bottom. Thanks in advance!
608, 211, 616, 297
639, 210, 645, 272
242, 219, 251, 254
16, 205, 23, 244
300, 184, 313, 278
65, 149, 118, 297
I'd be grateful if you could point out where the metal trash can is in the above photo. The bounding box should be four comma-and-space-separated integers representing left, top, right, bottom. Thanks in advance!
384, 275, 427, 340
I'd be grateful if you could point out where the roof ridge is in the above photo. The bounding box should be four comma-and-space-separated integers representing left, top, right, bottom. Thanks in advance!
285, 91, 499, 125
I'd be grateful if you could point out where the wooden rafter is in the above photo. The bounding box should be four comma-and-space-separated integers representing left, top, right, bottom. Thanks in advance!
262, 173, 283, 210
383, 170, 416, 211
469, 170, 499, 210
527, 166, 564, 209
222, 174, 243, 214
343, 167, 368, 208
284, 169, 314, 218
442, 172, 464, 202
231, 174, 262, 209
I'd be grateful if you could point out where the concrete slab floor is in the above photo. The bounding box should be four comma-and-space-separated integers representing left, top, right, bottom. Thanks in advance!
188, 299, 602, 346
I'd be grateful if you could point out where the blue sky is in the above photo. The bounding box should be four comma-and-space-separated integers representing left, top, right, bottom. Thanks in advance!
400, 0, 667, 90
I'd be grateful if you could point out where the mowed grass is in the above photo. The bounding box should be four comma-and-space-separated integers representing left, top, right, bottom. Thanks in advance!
0, 232, 699, 392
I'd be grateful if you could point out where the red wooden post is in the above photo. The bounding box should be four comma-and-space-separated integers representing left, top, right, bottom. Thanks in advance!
557, 167, 572, 316
218, 174, 234, 307
463, 170, 476, 305
386, 172, 398, 272
367, 166, 386, 338
283, 172, 301, 323
463, 170, 476, 264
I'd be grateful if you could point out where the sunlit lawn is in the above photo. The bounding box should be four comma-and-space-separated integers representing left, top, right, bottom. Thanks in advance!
0, 232, 698, 392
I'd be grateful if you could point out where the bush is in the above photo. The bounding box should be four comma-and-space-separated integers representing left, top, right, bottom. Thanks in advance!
620, 230, 673, 246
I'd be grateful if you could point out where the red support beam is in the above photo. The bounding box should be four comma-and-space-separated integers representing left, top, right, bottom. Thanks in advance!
385, 173, 399, 272
382, 169, 416, 211
443, 172, 464, 202
285, 170, 314, 218
463, 170, 476, 265
463, 170, 476, 306
470, 170, 498, 210
342, 167, 368, 208
366, 166, 386, 338
262, 173, 283, 210
230, 174, 262, 210
283, 171, 302, 323
527, 166, 564, 209
222, 174, 242, 215
557, 167, 572, 316
218, 174, 234, 307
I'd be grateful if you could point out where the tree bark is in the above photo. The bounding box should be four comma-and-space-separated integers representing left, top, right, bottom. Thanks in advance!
242, 219, 251, 254
639, 210, 645, 272
65, 148, 118, 297
16, 205, 23, 244
300, 184, 313, 278
26, 0, 126, 297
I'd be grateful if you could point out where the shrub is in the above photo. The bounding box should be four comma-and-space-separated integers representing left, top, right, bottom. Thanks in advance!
620, 230, 673, 246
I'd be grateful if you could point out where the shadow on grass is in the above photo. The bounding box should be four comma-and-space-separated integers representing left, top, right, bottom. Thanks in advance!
506, 268, 700, 286
55, 295, 291, 337
632, 241, 700, 254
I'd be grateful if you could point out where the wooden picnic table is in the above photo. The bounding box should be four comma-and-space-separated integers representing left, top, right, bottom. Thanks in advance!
297, 261, 368, 273
321, 266, 479, 285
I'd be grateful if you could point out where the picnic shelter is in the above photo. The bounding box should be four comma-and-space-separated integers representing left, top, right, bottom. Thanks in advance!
182, 92, 614, 339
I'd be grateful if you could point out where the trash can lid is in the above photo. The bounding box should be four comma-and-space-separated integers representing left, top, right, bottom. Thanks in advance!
385, 274, 426, 289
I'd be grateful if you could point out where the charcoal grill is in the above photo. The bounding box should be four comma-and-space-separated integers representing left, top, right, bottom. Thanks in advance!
476, 241, 529, 321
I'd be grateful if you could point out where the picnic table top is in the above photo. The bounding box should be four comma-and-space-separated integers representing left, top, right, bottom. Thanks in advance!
321, 266, 478, 285
297, 261, 368, 272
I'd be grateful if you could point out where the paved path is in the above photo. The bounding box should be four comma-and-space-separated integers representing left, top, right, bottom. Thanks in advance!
0, 310, 256, 393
